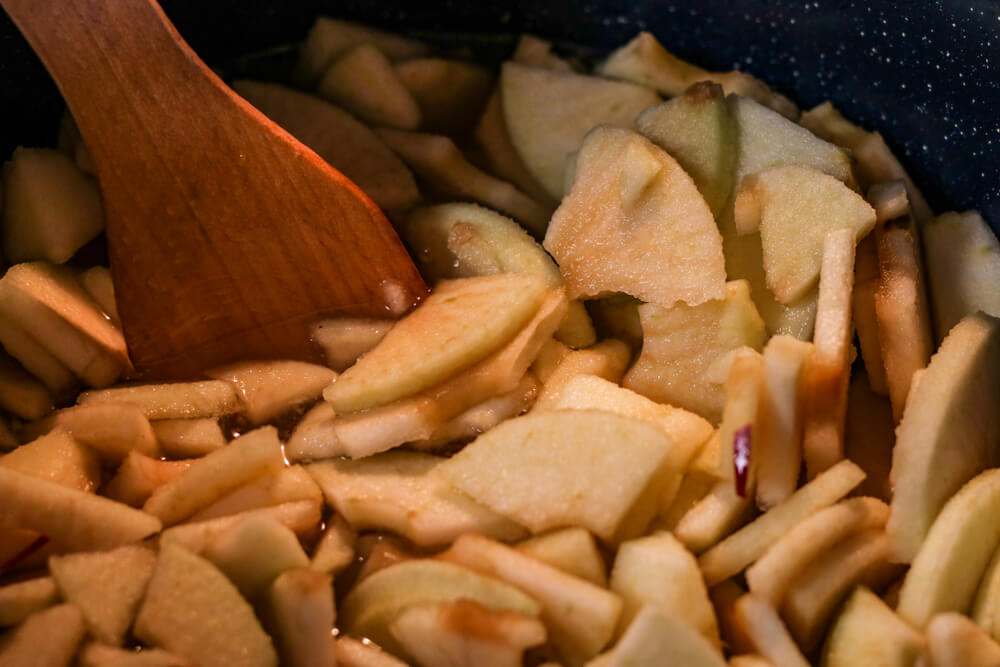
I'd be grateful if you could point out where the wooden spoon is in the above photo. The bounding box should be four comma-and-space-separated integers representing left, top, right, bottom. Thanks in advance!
0, 0, 428, 379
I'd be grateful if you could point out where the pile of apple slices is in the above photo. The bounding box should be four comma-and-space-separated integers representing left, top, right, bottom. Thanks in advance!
4, 15, 1000, 667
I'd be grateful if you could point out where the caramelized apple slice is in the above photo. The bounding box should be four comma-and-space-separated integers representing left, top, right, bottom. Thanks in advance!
205, 360, 335, 425
515, 527, 607, 587
151, 418, 226, 458
589, 605, 727, 667
22, 402, 159, 463
821, 587, 926, 667
310, 317, 393, 373
78, 380, 239, 420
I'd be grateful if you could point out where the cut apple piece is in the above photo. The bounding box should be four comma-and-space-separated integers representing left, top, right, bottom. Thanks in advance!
187, 465, 322, 522
78, 380, 239, 420
589, 605, 727, 667
49, 543, 156, 645
152, 418, 226, 458
22, 402, 158, 464
159, 499, 321, 553
307, 450, 527, 548
610, 531, 719, 645
394, 58, 493, 136
897, 468, 1000, 628
515, 527, 606, 587
389, 599, 546, 667
103, 451, 192, 507
821, 586, 926, 667
923, 210, 1000, 340
0, 576, 57, 627
205, 360, 335, 425
732, 594, 810, 667
660, 471, 718, 531
533, 339, 632, 411
0, 603, 86, 667
0, 353, 51, 420
233, 80, 419, 211
636, 82, 737, 217
729, 656, 777, 667
310, 513, 356, 575
887, 312, 1000, 562
441, 409, 677, 542
0, 317, 77, 401
309, 317, 393, 373
927, 612, 1000, 667
202, 515, 310, 600
336, 636, 408, 667
267, 568, 336, 667
354, 533, 415, 584
77, 643, 191, 667
501, 62, 660, 199
441, 533, 622, 664
135, 543, 277, 667
339, 558, 541, 659
672, 478, 755, 554
698, 459, 865, 586
315, 43, 421, 129
327, 273, 548, 413
843, 370, 895, 502
623, 280, 767, 423
745, 496, 888, 606
852, 234, 889, 394
715, 347, 764, 496
544, 125, 726, 308
1, 427, 101, 492
284, 402, 338, 463
2, 147, 104, 264
143, 426, 285, 526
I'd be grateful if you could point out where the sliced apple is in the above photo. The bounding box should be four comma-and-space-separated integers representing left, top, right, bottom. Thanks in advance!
0, 603, 86, 667
715, 347, 764, 496
853, 234, 889, 393
76, 643, 191, 667
501, 62, 659, 200
310, 513, 356, 575
0, 317, 77, 401
0, 576, 57, 627
672, 477, 755, 554
394, 58, 493, 136
335, 636, 409, 667
732, 594, 810, 667
1, 427, 101, 492
821, 586, 926, 667
22, 402, 158, 464
926, 612, 1000, 667
135, 543, 277, 667
326, 273, 549, 413
309, 317, 393, 373
533, 339, 632, 411
151, 418, 226, 458
160, 499, 321, 553
589, 605, 727, 667
515, 527, 606, 587
188, 465, 322, 522
205, 360, 335, 425
267, 568, 337, 667
103, 451, 192, 507
315, 43, 421, 129
843, 370, 895, 501
887, 312, 1000, 563
233, 80, 419, 211
728, 656, 777, 667
78, 380, 239, 419
0, 353, 51, 420
659, 471, 718, 531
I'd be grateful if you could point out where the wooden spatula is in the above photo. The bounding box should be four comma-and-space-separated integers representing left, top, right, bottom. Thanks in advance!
0, 0, 428, 380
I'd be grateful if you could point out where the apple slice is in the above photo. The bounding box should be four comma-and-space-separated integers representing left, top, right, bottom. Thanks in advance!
49, 543, 156, 645
698, 458, 865, 587
315, 43, 421, 129
233, 80, 419, 211
843, 371, 895, 502
394, 58, 493, 136
441, 533, 622, 664
821, 586, 926, 667
78, 380, 239, 419
0, 576, 57, 627
326, 273, 549, 413
0, 317, 77, 401
22, 402, 159, 464
543, 126, 726, 308
310, 317, 393, 373
715, 348, 764, 496
636, 82, 737, 217
354, 534, 415, 584
659, 471, 717, 531
672, 478, 755, 554
533, 339, 632, 411
0, 353, 51, 420
589, 605, 727, 667
267, 568, 336, 667
441, 409, 677, 542
205, 360, 335, 425
1, 427, 101, 492
732, 594, 809, 667
339, 558, 541, 660
310, 513, 356, 575
897, 468, 1000, 627
336, 637, 408, 667
76, 643, 190, 667
728, 656, 777, 667
887, 312, 1000, 562
307, 450, 527, 548
927, 612, 1000, 667
515, 527, 606, 587
610, 531, 719, 645
135, 543, 277, 667
389, 599, 547, 667
623, 280, 767, 423
501, 62, 659, 200
745, 497, 889, 606
160, 499, 321, 553
853, 233, 889, 394
188, 465, 322, 522
103, 452, 192, 507
152, 418, 226, 458
922, 210, 1000, 340
0, 603, 86, 667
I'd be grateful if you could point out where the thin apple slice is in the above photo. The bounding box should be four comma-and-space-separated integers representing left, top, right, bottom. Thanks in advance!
103, 452, 192, 507
589, 605, 727, 667
160, 499, 321, 553
1, 427, 101, 492
307, 450, 527, 548
544, 126, 726, 308
843, 370, 895, 501
441, 533, 622, 664
732, 594, 810, 667
698, 459, 865, 586
152, 418, 226, 458
389, 599, 546, 667
48, 543, 156, 646
394, 58, 493, 136
672, 478, 755, 554
310, 513, 356, 575
22, 402, 159, 463
515, 527, 606, 587
143, 426, 285, 526
0, 576, 57, 627
897, 467, 1000, 627
0, 353, 51, 420
922, 210, 1000, 340
233, 80, 419, 211
78, 380, 239, 419
267, 568, 336, 667
135, 543, 277, 667
77, 643, 191, 667
188, 465, 322, 522
205, 360, 335, 425
315, 43, 421, 129
623, 280, 767, 423
310, 317, 393, 373
801, 229, 856, 477
533, 339, 632, 411
715, 347, 764, 496
660, 471, 718, 531
326, 273, 549, 413
821, 586, 926, 667
745, 497, 889, 606
441, 409, 677, 542
354, 534, 415, 584
0, 603, 86, 667
377, 129, 551, 235
887, 312, 1000, 562
336, 636, 408, 667
926, 612, 1000, 667
729, 656, 777, 667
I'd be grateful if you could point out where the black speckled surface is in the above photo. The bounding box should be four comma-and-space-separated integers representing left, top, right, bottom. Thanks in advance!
1, 0, 998, 227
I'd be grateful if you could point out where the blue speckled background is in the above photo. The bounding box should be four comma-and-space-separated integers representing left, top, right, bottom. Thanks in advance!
2, 0, 998, 227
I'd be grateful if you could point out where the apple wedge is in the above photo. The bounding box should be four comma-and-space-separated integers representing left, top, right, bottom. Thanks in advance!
394, 58, 493, 136
310, 317, 393, 373
22, 402, 159, 464
326, 273, 549, 413
623, 280, 767, 423
315, 43, 421, 129
267, 568, 336, 667
135, 543, 277, 667
926, 612, 1000, 667
588, 605, 727, 667
543, 125, 726, 308
0, 317, 77, 401
533, 339, 632, 411
732, 594, 810, 667
501, 62, 659, 199
0, 603, 86, 667
515, 527, 607, 587
441, 409, 677, 542
187, 465, 322, 522
152, 418, 226, 458
729, 656, 777, 667
0, 576, 57, 627
205, 360, 335, 425
202, 515, 310, 600
103, 452, 192, 507
896, 468, 1000, 628
233, 80, 419, 211
78, 380, 240, 420
76, 643, 191, 667
672, 477, 755, 554
159, 499, 321, 553
715, 347, 764, 496
336, 637, 408, 667
821, 586, 926, 667
1, 427, 101, 492
310, 513, 356, 575
0, 353, 51, 420
887, 312, 1000, 562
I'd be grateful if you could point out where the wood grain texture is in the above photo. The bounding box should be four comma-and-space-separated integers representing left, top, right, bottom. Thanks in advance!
0, 0, 427, 379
